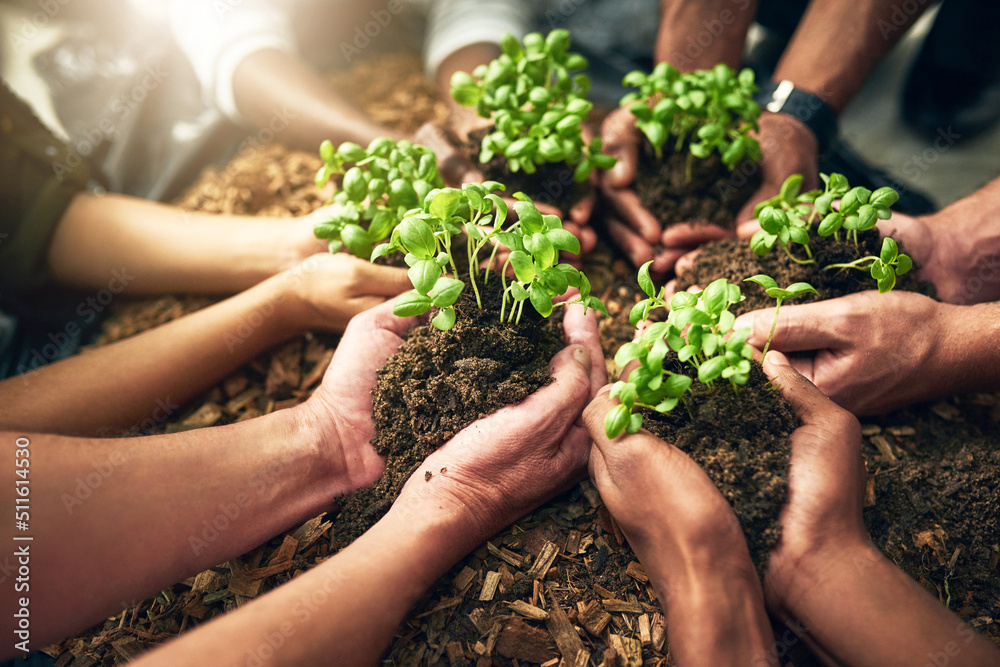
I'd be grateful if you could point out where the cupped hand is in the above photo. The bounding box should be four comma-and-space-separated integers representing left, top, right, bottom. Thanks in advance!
733, 290, 953, 415
735, 112, 819, 239
392, 303, 606, 546
760, 352, 868, 605
583, 387, 750, 576
284, 252, 411, 333
303, 299, 421, 497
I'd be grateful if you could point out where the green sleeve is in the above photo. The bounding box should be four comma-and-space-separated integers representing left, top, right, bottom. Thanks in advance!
0, 81, 91, 294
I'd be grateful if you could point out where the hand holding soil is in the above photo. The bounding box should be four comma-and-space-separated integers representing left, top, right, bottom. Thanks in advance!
392, 302, 606, 548
302, 300, 421, 498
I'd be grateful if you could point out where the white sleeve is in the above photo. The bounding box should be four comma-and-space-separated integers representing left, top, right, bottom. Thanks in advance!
423, 0, 530, 80
170, 0, 297, 124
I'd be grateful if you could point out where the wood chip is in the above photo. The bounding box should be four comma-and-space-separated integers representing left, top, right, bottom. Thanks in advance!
487, 541, 526, 569
625, 561, 648, 583
602, 648, 620, 667
453, 566, 477, 592
181, 402, 223, 427
608, 634, 642, 667
544, 587, 589, 664
870, 435, 898, 463
480, 571, 501, 601
485, 621, 503, 655
300, 348, 334, 390
527, 540, 560, 580
602, 599, 645, 614
508, 600, 549, 621
865, 477, 877, 507
565, 529, 582, 555
446, 641, 467, 667
860, 424, 882, 436
577, 600, 611, 636
495, 619, 557, 664
651, 613, 667, 651
638, 613, 652, 646
887, 425, 915, 437
931, 401, 962, 421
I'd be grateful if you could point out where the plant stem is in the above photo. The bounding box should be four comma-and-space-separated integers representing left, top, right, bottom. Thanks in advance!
761, 297, 782, 363
781, 244, 816, 265
824, 256, 875, 272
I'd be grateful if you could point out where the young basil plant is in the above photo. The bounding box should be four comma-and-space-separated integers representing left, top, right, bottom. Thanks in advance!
620, 62, 762, 180
824, 237, 913, 293
450, 29, 617, 182
372, 184, 606, 331
313, 137, 444, 259
743, 275, 818, 361
750, 172, 909, 292
605, 265, 754, 438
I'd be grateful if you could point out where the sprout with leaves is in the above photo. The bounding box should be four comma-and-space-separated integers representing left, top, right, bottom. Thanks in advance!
748, 172, 911, 292
313, 138, 444, 259
371, 182, 606, 331
743, 276, 818, 361
620, 62, 762, 180
450, 29, 616, 182
604, 263, 754, 438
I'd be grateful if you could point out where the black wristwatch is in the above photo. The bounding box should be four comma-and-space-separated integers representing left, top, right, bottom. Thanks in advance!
754, 80, 839, 156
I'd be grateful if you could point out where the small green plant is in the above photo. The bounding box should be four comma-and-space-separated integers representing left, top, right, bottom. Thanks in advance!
620, 62, 762, 179
824, 237, 913, 293
372, 182, 606, 331
450, 29, 616, 182
604, 264, 754, 438
749, 173, 911, 292
313, 137, 444, 258
743, 276, 818, 360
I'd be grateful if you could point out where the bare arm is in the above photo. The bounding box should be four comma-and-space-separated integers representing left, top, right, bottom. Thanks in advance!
232, 49, 403, 153
46, 193, 329, 295
0, 254, 410, 436
655, 0, 759, 71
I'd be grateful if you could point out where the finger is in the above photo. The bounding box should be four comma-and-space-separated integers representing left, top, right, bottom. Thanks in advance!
674, 248, 701, 277
733, 302, 848, 352
601, 108, 639, 188
569, 191, 596, 227
650, 248, 687, 277
563, 303, 608, 396
563, 221, 597, 256
763, 351, 850, 427
603, 187, 661, 243
662, 279, 678, 303
661, 222, 733, 248
356, 262, 413, 297
605, 217, 653, 268
736, 218, 761, 239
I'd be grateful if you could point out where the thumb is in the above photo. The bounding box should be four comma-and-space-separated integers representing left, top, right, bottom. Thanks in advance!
763, 351, 843, 427
358, 263, 413, 297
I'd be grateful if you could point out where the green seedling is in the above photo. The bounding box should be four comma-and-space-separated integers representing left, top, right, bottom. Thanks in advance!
749, 172, 909, 292
824, 237, 913, 293
450, 29, 616, 182
621, 62, 762, 180
605, 264, 754, 438
313, 137, 444, 259
372, 183, 606, 331
743, 275, 818, 361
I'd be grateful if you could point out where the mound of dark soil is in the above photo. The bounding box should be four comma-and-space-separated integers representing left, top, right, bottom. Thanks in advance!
334, 280, 563, 542
634, 137, 760, 229
677, 228, 933, 317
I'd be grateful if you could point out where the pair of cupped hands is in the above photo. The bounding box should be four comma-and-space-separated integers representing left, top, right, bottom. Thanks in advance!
296, 289, 869, 614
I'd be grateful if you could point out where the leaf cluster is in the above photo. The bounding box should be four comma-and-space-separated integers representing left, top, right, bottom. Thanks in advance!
605, 266, 754, 438
313, 138, 444, 258
621, 63, 762, 168
450, 29, 616, 182
372, 183, 606, 330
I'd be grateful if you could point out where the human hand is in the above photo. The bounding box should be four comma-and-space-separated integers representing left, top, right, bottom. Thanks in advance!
302, 299, 420, 497
733, 290, 955, 415
735, 113, 819, 239
758, 351, 868, 607
392, 303, 605, 547
283, 253, 411, 333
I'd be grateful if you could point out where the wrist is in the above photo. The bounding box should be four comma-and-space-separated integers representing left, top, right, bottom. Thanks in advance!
756, 110, 820, 164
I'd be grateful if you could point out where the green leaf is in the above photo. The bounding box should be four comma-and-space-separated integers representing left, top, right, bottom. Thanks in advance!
759, 207, 786, 234
319, 139, 335, 164
525, 233, 556, 268
895, 253, 913, 275
788, 226, 810, 246
718, 310, 736, 334
514, 199, 545, 234
663, 373, 692, 398
343, 167, 368, 202
546, 228, 581, 254
431, 307, 456, 331
399, 217, 436, 257
604, 403, 632, 439
780, 174, 803, 203
540, 267, 569, 295
750, 230, 777, 255
880, 237, 899, 263
337, 141, 367, 163
698, 356, 728, 384
409, 258, 441, 294
702, 279, 729, 315
529, 282, 554, 317
817, 211, 843, 236
429, 189, 461, 221
510, 281, 529, 301
614, 342, 643, 367
341, 223, 372, 259
877, 272, 896, 293
784, 282, 818, 298
429, 277, 465, 307
637, 261, 656, 298
629, 300, 649, 327
869, 186, 899, 209
509, 250, 535, 283
393, 291, 433, 317
370, 243, 393, 262
857, 204, 878, 230
744, 274, 778, 291
670, 291, 699, 310
500, 32, 523, 59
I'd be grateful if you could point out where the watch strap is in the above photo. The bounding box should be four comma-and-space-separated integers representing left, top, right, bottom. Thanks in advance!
754, 80, 839, 155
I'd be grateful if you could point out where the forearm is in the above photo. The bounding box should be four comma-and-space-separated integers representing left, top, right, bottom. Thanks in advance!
233, 49, 403, 152
773, 0, 931, 113
436, 43, 501, 138
132, 499, 473, 666
768, 540, 1000, 665
0, 272, 307, 436
47, 193, 307, 294
0, 406, 336, 652
941, 301, 1000, 394
642, 547, 774, 665
655, 0, 758, 70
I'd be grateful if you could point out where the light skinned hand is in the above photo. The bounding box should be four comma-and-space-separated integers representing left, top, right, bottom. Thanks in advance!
733, 291, 954, 415
393, 302, 606, 541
